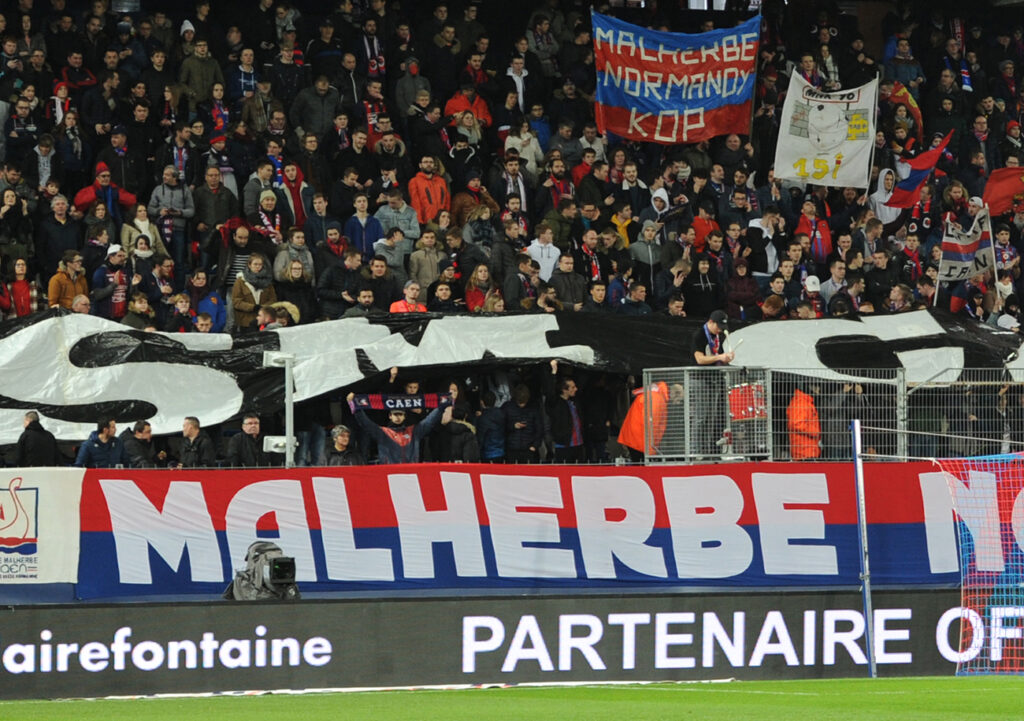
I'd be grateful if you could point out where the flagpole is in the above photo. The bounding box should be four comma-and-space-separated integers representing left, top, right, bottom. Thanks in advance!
985, 205, 998, 282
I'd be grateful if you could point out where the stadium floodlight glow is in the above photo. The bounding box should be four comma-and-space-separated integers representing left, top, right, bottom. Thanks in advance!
262, 352, 296, 468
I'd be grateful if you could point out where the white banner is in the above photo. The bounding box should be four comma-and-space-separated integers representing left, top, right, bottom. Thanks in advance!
0, 468, 82, 583
773, 75, 877, 188
938, 207, 996, 282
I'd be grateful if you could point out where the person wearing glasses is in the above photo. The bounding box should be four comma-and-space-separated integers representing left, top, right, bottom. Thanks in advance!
47, 248, 88, 308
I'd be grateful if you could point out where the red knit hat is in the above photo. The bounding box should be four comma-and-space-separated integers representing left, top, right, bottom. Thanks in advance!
95, 161, 110, 177
209, 135, 226, 145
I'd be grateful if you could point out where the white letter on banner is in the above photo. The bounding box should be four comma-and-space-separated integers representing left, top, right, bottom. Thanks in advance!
924, 471, 1003, 572
722, 34, 741, 62
594, 26, 614, 51
654, 111, 680, 143
874, 608, 912, 664
752, 473, 837, 576
100, 480, 222, 583
918, 472, 960, 573
683, 109, 704, 140
642, 72, 663, 100
481, 474, 576, 578
628, 108, 651, 137
935, 607, 984, 663
463, 616, 505, 673
990, 607, 1024, 661
748, 611, 799, 666
312, 477, 393, 581
618, 31, 635, 55
558, 614, 606, 671
662, 475, 753, 579
502, 615, 554, 672
740, 33, 759, 60
389, 472, 486, 578
225, 480, 317, 582
702, 611, 745, 668
822, 609, 867, 665
572, 475, 666, 579
608, 613, 650, 670
623, 67, 641, 97
655, 612, 696, 669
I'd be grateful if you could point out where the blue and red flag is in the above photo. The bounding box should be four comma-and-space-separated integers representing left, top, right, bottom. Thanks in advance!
885, 130, 954, 209
591, 12, 759, 145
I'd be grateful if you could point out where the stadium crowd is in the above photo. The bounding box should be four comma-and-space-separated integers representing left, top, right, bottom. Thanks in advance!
6, 0, 1024, 467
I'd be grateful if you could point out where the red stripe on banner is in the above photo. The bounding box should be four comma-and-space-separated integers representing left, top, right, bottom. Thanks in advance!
80, 462, 941, 533
593, 43, 757, 82
943, 238, 982, 255
596, 101, 752, 145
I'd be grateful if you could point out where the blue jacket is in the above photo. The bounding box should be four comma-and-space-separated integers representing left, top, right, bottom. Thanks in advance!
74, 430, 125, 468
476, 407, 506, 460
196, 289, 227, 332
344, 214, 385, 263
351, 404, 445, 464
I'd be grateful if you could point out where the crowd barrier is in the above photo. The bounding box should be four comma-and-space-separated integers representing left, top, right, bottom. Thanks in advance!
0, 462, 967, 600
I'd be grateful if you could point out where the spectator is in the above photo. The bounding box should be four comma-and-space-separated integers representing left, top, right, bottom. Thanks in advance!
226, 414, 271, 467
347, 391, 453, 464
178, 416, 216, 468
74, 418, 124, 468
326, 424, 364, 466
16, 411, 58, 466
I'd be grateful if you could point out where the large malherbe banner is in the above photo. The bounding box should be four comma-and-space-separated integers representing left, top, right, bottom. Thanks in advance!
591, 12, 759, 144
74, 462, 966, 599
774, 74, 877, 188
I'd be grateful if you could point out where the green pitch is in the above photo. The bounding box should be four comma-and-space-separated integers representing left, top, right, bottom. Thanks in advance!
1, 677, 1021, 721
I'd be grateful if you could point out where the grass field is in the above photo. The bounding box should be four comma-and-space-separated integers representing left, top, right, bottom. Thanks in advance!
2, 677, 1022, 721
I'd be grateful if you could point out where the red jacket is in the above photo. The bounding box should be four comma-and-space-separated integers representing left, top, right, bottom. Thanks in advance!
73, 181, 137, 214
444, 92, 492, 128
408, 171, 450, 225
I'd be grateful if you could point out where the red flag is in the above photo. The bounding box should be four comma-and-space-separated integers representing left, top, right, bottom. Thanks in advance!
982, 167, 1024, 216
890, 81, 924, 143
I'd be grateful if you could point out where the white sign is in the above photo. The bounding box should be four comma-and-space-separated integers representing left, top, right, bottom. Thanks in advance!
774, 75, 877, 188
0, 469, 82, 583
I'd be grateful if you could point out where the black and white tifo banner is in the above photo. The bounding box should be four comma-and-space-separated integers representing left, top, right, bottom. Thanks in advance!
0, 308, 1020, 443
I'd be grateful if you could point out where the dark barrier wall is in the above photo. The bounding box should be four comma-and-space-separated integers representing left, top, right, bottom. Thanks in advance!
0, 589, 965, 699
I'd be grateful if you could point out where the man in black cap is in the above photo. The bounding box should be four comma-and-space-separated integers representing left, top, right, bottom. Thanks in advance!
95, 124, 147, 196
691, 309, 734, 456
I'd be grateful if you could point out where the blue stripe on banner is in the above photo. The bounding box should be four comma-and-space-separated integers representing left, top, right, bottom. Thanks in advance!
75, 523, 958, 599
595, 70, 756, 115
895, 167, 931, 192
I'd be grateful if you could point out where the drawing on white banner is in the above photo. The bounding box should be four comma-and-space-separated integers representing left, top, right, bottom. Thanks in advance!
774, 76, 877, 188
0, 476, 38, 580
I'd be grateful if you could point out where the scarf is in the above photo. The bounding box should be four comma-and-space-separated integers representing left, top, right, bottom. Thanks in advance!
908, 197, 932, 234
362, 34, 385, 78
283, 174, 307, 227
503, 172, 527, 211
943, 54, 973, 92
65, 126, 82, 158
241, 262, 272, 289
351, 393, 452, 411
210, 100, 229, 132
902, 246, 922, 281
580, 242, 600, 281
258, 209, 282, 240
519, 271, 537, 299
547, 174, 572, 208
268, 154, 283, 187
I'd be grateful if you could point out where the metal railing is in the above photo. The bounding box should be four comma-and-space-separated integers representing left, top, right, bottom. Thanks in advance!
640, 366, 1024, 463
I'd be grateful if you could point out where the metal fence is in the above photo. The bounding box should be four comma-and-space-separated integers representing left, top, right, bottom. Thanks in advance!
640, 366, 1024, 463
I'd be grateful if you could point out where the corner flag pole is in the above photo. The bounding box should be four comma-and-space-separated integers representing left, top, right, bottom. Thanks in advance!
851, 418, 878, 678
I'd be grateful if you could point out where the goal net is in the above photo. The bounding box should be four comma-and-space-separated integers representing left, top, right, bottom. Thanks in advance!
938, 454, 1024, 675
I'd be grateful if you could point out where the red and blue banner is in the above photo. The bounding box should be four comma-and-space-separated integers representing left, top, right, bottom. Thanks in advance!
75, 463, 961, 599
591, 12, 759, 145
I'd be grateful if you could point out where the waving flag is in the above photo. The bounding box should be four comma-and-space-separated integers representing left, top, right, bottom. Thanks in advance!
888, 81, 924, 142
982, 167, 1024, 216
938, 206, 996, 283
885, 130, 954, 208
592, 12, 759, 145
